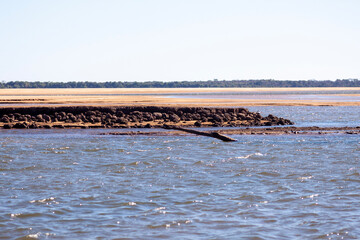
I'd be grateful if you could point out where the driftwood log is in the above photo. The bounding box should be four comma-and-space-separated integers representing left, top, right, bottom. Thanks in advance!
163, 125, 237, 142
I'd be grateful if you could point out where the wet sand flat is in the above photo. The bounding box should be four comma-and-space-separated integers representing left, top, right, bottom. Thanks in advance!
1, 87, 360, 95
1, 87, 360, 107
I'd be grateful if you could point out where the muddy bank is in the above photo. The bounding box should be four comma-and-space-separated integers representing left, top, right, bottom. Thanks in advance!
0, 106, 293, 129
102, 126, 360, 136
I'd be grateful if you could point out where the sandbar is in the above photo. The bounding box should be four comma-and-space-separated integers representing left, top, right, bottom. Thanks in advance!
1, 87, 360, 107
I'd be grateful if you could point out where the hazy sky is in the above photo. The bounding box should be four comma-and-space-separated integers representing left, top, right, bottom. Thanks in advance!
1, 0, 359, 81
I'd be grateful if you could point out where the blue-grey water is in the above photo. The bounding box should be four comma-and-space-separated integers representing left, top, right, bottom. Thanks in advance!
166, 93, 360, 102
1, 106, 360, 239
247, 106, 360, 127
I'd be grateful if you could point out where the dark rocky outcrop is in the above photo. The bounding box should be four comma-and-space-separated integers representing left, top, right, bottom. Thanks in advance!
0, 106, 294, 129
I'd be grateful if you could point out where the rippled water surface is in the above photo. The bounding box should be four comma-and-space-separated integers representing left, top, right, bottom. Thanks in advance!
165, 90, 360, 102
1, 108, 360, 239
248, 106, 360, 127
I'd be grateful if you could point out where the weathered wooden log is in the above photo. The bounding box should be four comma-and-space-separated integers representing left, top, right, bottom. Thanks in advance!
163, 126, 237, 142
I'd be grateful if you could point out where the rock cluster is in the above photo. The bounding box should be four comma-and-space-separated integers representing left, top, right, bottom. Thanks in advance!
0, 106, 293, 129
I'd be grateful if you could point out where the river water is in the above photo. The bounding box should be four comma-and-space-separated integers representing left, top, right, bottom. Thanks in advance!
1, 106, 360, 239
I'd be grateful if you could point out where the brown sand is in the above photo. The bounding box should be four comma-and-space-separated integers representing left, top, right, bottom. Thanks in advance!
1, 87, 360, 107
1, 87, 360, 95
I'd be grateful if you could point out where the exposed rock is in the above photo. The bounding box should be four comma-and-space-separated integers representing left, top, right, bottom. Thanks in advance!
0, 106, 294, 129
116, 117, 128, 124
194, 121, 202, 127
0, 116, 10, 123
28, 123, 39, 129
169, 114, 180, 123
43, 114, 51, 122
3, 124, 13, 129
13, 122, 28, 129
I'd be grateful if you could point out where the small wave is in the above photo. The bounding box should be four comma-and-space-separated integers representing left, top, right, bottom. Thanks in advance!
16, 232, 56, 240
163, 139, 179, 143
345, 178, 360, 183
84, 147, 108, 152
0, 155, 14, 161
21, 232, 41, 239
153, 207, 167, 214
80, 196, 96, 201
301, 194, 319, 199
10, 213, 22, 218
258, 171, 280, 177
42, 147, 70, 154
29, 197, 58, 205
10, 213, 42, 219
347, 171, 360, 176
317, 231, 352, 239
297, 176, 313, 182
147, 219, 192, 229
40, 150, 66, 154
154, 207, 166, 211
275, 197, 298, 203
21, 165, 37, 170
143, 206, 167, 215
193, 160, 204, 165
128, 161, 140, 166
236, 152, 264, 159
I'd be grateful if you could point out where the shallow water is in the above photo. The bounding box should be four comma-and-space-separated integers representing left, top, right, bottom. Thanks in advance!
247, 106, 360, 127
1, 128, 360, 239
167, 93, 360, 102
165, 90, 360, 102
1, 105, 360, 239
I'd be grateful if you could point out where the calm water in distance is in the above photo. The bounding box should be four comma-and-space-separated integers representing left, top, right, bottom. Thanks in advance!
247, 106, 360, 127
1, 106, 360, 239
165, 90, 360, 102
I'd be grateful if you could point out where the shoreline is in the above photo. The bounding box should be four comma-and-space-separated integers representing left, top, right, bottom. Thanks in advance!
101, 126, 360, 136
0, 88, 359, 131
1, 87, 360, 95
1, 87, 360, 107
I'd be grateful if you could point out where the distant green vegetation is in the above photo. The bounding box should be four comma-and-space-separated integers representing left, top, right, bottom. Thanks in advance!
1, 79, 360, 88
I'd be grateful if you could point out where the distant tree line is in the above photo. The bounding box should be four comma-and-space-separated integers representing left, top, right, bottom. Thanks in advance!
1, 79, 360, 88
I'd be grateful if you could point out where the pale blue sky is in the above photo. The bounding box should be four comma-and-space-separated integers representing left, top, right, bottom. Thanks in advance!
0, 0, 359, 81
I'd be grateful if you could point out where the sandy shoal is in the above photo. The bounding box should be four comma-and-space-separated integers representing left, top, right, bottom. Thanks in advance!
1, 87, 360, 107
1, 87, 360, 95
